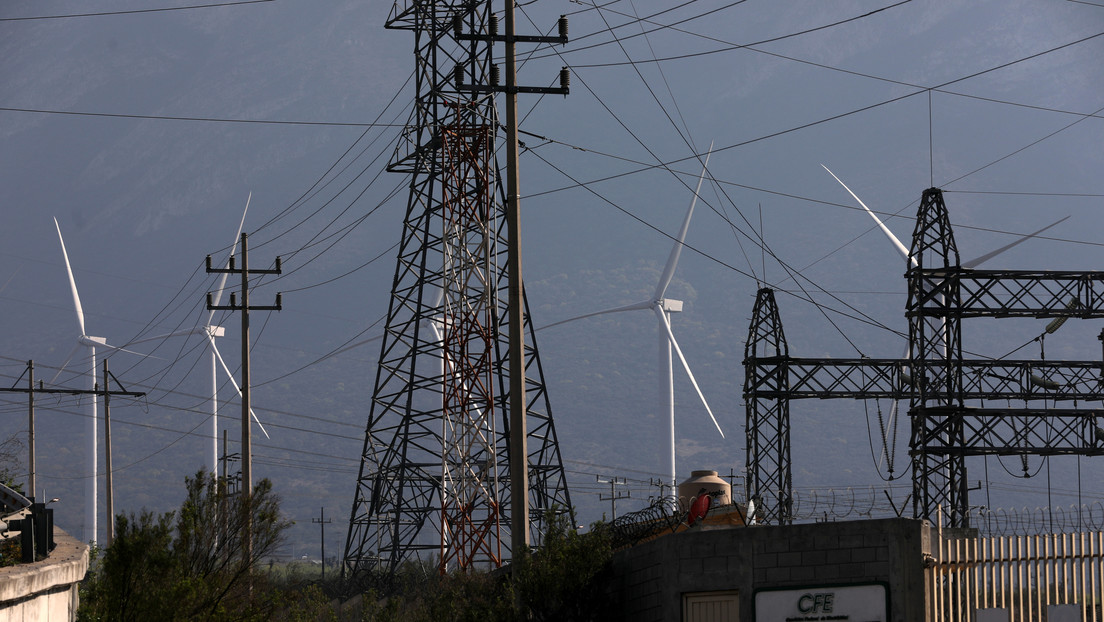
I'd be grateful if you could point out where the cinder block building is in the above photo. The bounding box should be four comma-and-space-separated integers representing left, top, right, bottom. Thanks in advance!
608, 517, 929, 621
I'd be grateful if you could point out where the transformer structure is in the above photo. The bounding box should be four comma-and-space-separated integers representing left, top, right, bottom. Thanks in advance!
343, 0, 571, 578
744, 188, 1104, 527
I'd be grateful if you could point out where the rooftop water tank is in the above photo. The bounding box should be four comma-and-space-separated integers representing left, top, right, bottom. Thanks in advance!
677, 469, 731, 511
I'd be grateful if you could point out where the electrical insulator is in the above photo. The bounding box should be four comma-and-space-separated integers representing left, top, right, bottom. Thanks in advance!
490, 64, 500, 86
559, 67, 570, 91
490, 14, 499, 36
454, 64, 464, 87
453, 15, 463, 38
558, 15, 568, 39
1045, 298, 1081, 334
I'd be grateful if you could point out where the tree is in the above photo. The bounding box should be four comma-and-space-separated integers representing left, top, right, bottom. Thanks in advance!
354, 513, 614, 622
508, 516, 614, 622
0, 433, 24, 491
79, 470, 292, 621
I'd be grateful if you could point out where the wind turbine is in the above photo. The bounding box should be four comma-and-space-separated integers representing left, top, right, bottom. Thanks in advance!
542, 149, 724, 502
129, 193, 269, 474
820, 165, 1068, 468
52, 218, 141, 544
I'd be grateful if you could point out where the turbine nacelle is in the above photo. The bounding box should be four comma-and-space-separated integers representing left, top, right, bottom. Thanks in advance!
659, 299, 683, 314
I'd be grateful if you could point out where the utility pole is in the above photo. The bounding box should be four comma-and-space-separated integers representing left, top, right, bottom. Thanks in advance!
98, 358, 141, 547
597, 475, 630, 520
648, 477, 672, 507
3, 360, 143, 515
206, 232, 281, 561
27, 361, 35, 501
312, 507, 332, 580
102, 360, 112, 547
459, 0, 569, 560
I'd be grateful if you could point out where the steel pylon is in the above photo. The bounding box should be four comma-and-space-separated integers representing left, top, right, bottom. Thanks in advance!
744, 287, 792, 525
744, 187, 1104, 528
342, 0, 571, 579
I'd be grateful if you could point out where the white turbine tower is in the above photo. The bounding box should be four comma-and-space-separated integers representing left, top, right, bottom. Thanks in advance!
129, 193, 269, 474
543, 150, 724, 501
52, 218, 139, 545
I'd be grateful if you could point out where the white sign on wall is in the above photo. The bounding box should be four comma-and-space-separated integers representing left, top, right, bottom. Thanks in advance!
754, 583, 888, 622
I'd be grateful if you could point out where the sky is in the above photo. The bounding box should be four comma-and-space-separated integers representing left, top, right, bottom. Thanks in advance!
1, 0, 1103, 557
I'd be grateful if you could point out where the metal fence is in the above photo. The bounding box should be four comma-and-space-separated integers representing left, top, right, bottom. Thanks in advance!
928, 519, 1104, 621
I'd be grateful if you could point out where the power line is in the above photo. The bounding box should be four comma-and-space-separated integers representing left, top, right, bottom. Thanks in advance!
0, 0, 276, 21
565, 0, 913, 67
0, 106, 399, 127
564, 1, 1104, 123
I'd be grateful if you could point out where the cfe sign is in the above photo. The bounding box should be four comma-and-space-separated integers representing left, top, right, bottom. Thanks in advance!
754, 583, 888, 622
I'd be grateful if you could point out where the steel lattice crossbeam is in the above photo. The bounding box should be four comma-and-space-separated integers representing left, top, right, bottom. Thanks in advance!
913, 270, 1104, 318
912, 407, 1104, 456
746, 358, 1104, 401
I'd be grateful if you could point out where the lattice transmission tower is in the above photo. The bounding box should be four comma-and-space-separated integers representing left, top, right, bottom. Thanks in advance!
744, 188, 1104, 528
343, 0, 572, 577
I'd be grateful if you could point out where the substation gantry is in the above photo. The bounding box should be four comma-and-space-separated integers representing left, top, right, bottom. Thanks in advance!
744, 188, 1104, 528
342, 0, 572, 579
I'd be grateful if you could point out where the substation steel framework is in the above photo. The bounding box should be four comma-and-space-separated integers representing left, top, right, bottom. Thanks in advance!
744, 188, 1104, 528
343, 0, 571, 578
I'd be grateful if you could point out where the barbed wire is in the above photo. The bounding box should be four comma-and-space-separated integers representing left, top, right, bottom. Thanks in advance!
971, 502, 1104, 537
607, 485, 1104, 547
608, 498, 683, 549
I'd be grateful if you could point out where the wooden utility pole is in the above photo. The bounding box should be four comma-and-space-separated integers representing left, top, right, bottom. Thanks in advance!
2, 361, 143, 516
597, 475, 630, 520
465, 0, 569, 560
312, 507, 332, 579
503, 0, 530, 556
206, 232, 281, 562
27, 361, 35, 501
102, 360, 112, 546
98, 357, 145, 547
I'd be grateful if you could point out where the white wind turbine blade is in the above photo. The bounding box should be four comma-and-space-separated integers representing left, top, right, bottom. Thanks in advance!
208, 192, 251, 325
961, 216, 1070, 269
208, 334, 270, 439
655, 306, 724, 438
49, 343, 83, 384
821, 165, 912, 265
53, 218, 87, 335
85, 338, 153, 359
127, 326, 210, 345
537, 299, 653, 332
656, 143, 713, 300
318, 334, 383, 362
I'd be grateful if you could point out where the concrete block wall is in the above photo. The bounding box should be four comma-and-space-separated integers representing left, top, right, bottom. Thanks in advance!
0, 527, 89, 622
609, 518, 929, 621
